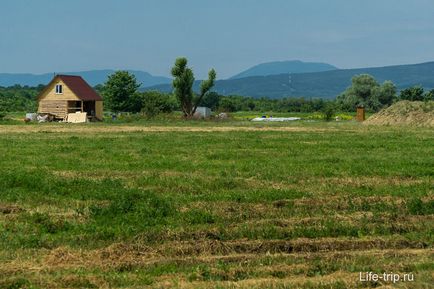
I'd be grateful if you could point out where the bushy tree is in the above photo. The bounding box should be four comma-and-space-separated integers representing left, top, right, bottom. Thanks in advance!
199, 91, 220, 110
351, 74, 379, 101
0, 99, 6, 119
336, 93, 358, 112
376, 80, 397, 106
424, 89, 434, 101
311, 98, 326, 111
171, 57, 216, 117
336, 74, 396, 112
219, 97, 237, 112
399, 86, 425, 101
141, 91, 160, 118
103, 71, 141, 112
141, 91, 176, 118
93, 84, 104, 95
246, 99, 256, 111
322, 102, 336, 121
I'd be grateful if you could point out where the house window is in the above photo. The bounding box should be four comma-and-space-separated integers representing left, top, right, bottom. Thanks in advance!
55, 84, 63, 94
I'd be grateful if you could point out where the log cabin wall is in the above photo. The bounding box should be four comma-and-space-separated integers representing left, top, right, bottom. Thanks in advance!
38, 79, 81, 119
38, 100, 68, 119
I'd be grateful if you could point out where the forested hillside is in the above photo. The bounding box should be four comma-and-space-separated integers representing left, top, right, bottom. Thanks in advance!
147, 61, 434, 99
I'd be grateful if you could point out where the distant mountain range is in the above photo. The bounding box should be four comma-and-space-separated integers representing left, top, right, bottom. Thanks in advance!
230, 60, 337, 79
146, 61, 434, 99
0, 70, 171, 87
0, 61, 334, 87
3, 61, 434, 99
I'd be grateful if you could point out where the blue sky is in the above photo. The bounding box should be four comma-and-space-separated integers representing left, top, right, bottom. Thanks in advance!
1, 0, 434, 78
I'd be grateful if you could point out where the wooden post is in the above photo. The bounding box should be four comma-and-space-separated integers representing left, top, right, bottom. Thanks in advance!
81, 101, 84, 113
356, 106, 365, 122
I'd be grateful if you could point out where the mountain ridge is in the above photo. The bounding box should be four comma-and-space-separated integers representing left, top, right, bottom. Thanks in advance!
0, 69, 171, 87
230, 60, 337, 79
3, 61, 434, 99
145, 61, 434, 99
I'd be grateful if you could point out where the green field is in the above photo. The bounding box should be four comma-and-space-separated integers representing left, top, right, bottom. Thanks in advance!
0, 120, 433, 288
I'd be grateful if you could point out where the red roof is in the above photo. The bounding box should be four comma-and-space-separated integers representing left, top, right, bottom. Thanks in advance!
57, 75, 103, 101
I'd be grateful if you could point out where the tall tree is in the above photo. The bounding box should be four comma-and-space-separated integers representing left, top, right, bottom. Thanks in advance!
350, 74, 379, 102
171, 57, 216, 117
376, 80, 397, 106
103, 71, 141, 112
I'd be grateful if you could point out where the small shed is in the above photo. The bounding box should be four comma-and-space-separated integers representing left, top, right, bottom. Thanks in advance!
356, 106, 365, 122
194, 106, 211, 118
37, 75, 103, 120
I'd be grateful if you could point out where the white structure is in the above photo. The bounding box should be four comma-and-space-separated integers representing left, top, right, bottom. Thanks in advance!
25, 113, 38, 121
251, 117, 301, 122
194, 107, 211, 118
66, 112, 88, 123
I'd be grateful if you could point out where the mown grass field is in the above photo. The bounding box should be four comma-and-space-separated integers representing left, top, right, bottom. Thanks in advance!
0, 120, 433, 288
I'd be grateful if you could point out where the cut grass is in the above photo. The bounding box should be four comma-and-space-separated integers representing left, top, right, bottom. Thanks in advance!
0, 121, 432, 288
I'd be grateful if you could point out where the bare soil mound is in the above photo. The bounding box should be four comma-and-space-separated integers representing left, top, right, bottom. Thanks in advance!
365, 100, 434, 126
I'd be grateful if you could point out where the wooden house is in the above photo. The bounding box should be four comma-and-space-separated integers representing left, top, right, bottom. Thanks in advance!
37, 75, 103, 120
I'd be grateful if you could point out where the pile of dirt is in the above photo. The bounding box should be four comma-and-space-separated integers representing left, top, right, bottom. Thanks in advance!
0, 204, 23, 214
364, 100, 434, 126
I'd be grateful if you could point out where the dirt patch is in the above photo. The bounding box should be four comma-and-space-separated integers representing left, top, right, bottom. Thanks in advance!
324, 176, 425, 187
58, 275, 106, 289
157, 238, 428, 257
0, 125, 333, 134
44, 247, 84, 267
161, 271, 358, 289
295, 176, 426, 191
0, 204, 23, 214
365, 100, 434, 127
293, 195, 404, 208
1, 242, 429, 286
41, 238, 429, 264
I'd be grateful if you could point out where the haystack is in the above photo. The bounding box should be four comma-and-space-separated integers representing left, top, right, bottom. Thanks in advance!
364, 101, 434, 127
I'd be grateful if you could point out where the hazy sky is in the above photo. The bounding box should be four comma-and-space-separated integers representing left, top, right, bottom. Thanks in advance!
1, 0, 434, 78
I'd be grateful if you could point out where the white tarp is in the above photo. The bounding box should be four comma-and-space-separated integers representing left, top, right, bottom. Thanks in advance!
37, 114, 49, 123
26, 113, 37, 121
251, 117, 301, 122
195, 107, 211, 118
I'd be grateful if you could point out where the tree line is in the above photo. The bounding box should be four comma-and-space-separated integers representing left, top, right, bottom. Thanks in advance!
1, 58, 433, 118
0, 85, 42, 117
100, 57, 217, 118
101, 67, 434, 118
336, 74, 434, 112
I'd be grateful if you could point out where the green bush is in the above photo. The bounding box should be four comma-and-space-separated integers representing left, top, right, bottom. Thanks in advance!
0, 278, 32, 289
27, 212, 71, 234
141, 91, 176, 118
183, 208, 216, 225
407, 198, 434, 215
322, 103, 336, 121
89, 190, 175, 227
400, 86, 425, 101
